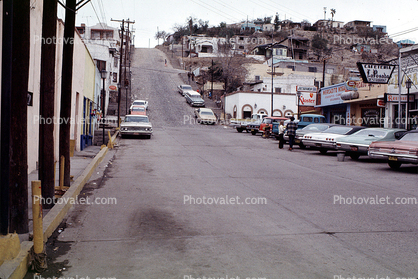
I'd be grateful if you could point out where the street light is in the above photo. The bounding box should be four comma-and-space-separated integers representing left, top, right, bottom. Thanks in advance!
101, 70, 107, 146
406, 78, 412, 130
297, 91, 302, 120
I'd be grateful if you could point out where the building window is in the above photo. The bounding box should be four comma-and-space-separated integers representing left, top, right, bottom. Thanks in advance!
255, 75, 260, 81
114, 57, 118, 68
287, 65, 295, 71
96, 60, 106, 71
308, 67, 317, 72
275, 87, 281, 93
113, 73, 117, 83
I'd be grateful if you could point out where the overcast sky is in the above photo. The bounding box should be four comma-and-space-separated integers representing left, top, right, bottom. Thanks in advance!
63, 0, 418, 48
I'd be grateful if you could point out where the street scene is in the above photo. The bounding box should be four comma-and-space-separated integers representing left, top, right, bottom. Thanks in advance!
1, 1, 418, 279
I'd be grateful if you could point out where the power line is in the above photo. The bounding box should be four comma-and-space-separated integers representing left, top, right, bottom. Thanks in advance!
190, 0, 240, 23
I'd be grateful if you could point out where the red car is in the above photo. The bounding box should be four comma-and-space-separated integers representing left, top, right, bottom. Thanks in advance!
130, 105, 146, 116
368, 130, 418, 169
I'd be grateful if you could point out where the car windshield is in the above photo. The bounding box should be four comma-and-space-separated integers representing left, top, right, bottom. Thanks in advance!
182, 85, 192, 90
191, 96, 203, 100
133, 101, 145, 106
124, 116, 149, 123
201, 111, 214, 115
132, 107, 145, 111
302, 124, 329, 132
322, 126, 353, 135
263, 119, 273, 124
400, 132, 418, 141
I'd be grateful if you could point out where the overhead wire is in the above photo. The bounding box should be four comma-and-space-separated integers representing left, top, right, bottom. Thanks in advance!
190, 0, 240, 23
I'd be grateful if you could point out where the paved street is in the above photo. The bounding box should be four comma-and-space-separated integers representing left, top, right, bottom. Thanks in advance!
31, 48, 418, 279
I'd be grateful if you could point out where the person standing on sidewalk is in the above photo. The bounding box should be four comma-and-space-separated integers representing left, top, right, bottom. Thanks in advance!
278, 121, 285, 149
286, 117, 297, 151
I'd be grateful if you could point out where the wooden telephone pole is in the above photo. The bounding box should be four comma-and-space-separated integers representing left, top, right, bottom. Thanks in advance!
111, 18, 135, 124
39, 0, 58, 209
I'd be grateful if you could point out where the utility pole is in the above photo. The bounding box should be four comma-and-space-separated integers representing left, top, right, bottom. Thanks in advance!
124, 21, 130, 115
39, 0, 58, 209
59, 0, 77, 187
1, 0, 13, 235
112, 18, 135, 125
271, 28, 274, 116
9, 0, 31, 233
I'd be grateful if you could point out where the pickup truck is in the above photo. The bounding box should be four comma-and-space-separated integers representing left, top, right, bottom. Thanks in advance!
229, 113, 267, 133
251, 116, 289, 136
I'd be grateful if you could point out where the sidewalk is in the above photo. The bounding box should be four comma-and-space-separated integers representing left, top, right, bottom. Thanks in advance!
0, 132, 119, 279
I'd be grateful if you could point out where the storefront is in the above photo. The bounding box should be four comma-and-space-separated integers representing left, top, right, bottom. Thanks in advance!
316, 82, 350, 124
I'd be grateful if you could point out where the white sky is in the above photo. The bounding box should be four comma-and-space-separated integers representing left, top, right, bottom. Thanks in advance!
64, 0, 418, 48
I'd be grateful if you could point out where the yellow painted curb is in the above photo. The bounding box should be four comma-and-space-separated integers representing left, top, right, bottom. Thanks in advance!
0, 233, 20, 266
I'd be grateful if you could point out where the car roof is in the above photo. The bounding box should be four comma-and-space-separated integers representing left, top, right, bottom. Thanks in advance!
133, 100, 147, 103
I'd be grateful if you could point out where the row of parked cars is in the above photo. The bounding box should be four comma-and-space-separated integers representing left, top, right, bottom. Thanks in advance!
232, 113, 418, 170
178, 84, 217, 125
120, 100, 153, 139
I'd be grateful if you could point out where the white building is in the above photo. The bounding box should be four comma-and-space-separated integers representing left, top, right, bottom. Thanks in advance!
77, 23, 121, 115
386, 44, 418, 129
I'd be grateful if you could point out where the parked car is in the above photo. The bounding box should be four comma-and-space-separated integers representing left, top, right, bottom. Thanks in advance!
368, 130, 418, 169
336, 128, 406, 160
302, 125, 365, 154
194, 108, 217, 124
249, 116, 289, 136
130, 100, 148, 110
294, 123, 338, 149
130, 105, 146, 116
230, 113, 268, 133
178, 84, 193, 96
185, 91, 205, 107
120, 115, 153, 139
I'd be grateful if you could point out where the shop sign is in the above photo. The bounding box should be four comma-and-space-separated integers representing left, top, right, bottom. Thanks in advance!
384, 93, 415, 103
319, 83, 347, 106
296, 86, 317, 92
299, 92, 316, 106
377, 99, 385, 107
357, 62, 395, 84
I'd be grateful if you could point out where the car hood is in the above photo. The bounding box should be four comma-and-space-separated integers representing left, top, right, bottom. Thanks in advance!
369, 140, 418, 150
199, 114, 216, 120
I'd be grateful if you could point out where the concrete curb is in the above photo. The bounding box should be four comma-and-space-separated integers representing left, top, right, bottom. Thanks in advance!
0, 131, 119, 279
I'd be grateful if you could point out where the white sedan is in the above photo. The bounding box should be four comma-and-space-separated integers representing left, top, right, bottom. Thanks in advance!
130, 100, 148, 111
120, 115, 153, 139
194, 108, 217, 125
302, 125, 365, 154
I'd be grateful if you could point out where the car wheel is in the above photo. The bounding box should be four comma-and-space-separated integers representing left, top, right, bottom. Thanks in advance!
299, 143, 306, 149
349, 152, 360, 160
236, 128, 243, 133
388, 161, 402, 169
251, 131, 257, 135
319, 148, 327, 155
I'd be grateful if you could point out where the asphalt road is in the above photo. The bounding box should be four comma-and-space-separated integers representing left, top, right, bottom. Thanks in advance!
32, 48, 418, 279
